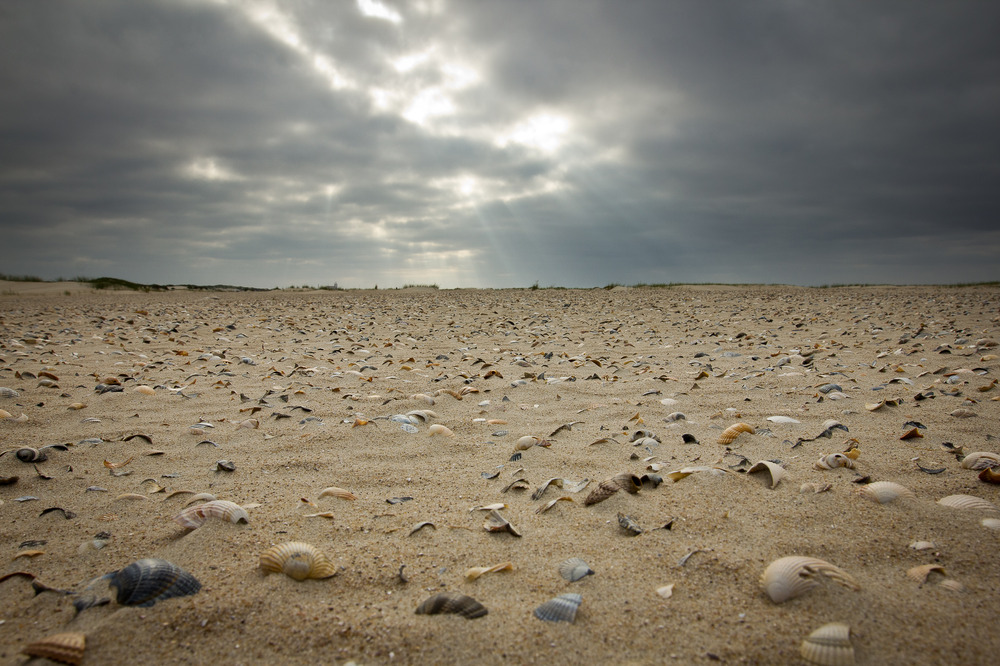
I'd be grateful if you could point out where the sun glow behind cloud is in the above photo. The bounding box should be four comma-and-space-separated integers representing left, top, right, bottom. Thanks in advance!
496, 114, 571, 154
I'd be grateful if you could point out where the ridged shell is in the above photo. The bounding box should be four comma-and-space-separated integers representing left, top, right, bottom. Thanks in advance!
416, 592, 487, 619
173, 499, 249, 529
428, 423, 454, 437
558, 557, 594, 582
961, 452, 1000, 470
259, 542, 336, 580
0, 387, 20, 398
21, 632, 86, 665
760, 556, 860, 603
318, 486, 357, 501
534, 592, 582, 623
717, 422, 754, 445
611, 472, 641, 494
937, 494, 1000, 512
583, 479, 620, 506
814, 454, 856, 470
747, 460, 786, 489
857, 481, 915, 504
800, 623, 854, 666
907, 563, 946, 584
108, 558, 201, 607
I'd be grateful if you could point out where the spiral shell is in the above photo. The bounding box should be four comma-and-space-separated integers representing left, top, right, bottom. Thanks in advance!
259, 542, 337, 581
416, 592, 488, 619
800, 623, 854, 666
857, 481, 915, 504
534, 592, 582, 623
747, 460, 786, 489
937, 494, 1000, 512
814, 453, 856, 470
15, 447, 46, 463
584, 479, 620, 506
611, 471, 642, 494
21, 631, 86, 665
173, 499, 249, 529
108, 558, 201, 607
961, 452, 1000, 470
760, 556, 860, 603
558, 557, 594, 582
717, 422, 754, 445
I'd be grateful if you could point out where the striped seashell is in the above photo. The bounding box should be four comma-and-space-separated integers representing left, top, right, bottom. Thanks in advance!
21, 631, 86, 665
173, 499, 249, 529
937, 494, 1000, 512
960, 452, 1000, 470
464, 561, 513, 582
0, 387, 20, 398
939, 579, 965, 592
558, 557, 594, 582
814, 453, 856, 470
534, 592, 582, 623
416, 592, 488, 619
907, 563, 946, 584
584, 479, 620, 506
107, 558, 201, 607
717, 422, 754, 445
259, 542, 336, 581
428, 424, 454, 437
800, 622, 854, 666
318, 486, 357, 501
761, 556, 860, 603
857, 481, 915, 504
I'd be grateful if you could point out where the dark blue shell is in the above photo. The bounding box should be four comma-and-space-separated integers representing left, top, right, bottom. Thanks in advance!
108, 558, 201, 607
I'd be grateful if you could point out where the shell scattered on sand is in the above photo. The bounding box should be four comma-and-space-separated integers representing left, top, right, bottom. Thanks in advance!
173, 500, 250, 529
760, 556, 860, 603
259, 542, 337, 581
800, 622, 855, 666
416, 592, 488, 619
21, 632, 86, 665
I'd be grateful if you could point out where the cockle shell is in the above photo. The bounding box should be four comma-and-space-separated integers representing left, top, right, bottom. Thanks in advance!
259, 542, 336, 581
558, 557, 594, 582
960, 452, 1000, 470
428, 424, 454, 437
534, 592, 582, 623
21, 632, 86, 665
108, 558, 201, 607
0, 387, 20, 398
907, 564, 946, 584
583, 479, 620, 506
747, 460, 786, 489
173, 499, 249, 529
717, 422, 754, 445
800, 623, 854, 666
814, 453, 856, 470
416, 592, 488, 619
318, 486, 357, 501
464, 561, 513, 581
857, 481, 915, 504
937, 494, 1000, 512
760, 556, 860, 603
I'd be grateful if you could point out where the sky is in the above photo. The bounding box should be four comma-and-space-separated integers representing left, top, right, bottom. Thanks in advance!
1, 0, 998, 289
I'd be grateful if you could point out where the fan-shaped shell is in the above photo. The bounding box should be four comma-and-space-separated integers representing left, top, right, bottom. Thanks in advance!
318, 486, 357, 501
558, 557, 594, 582
173, 499, 249, 529
907, 564, 946, 584
857, 481, 915, 504
718, 422, 754, 445
760, 556, 860, 603
747, 460, 786, 489
108, 558, 201, 607
937, 494, 999, 512
800, 622, 854, 666
583, 479, 620, 506
814, 454, 856, 470
416, 592, 487, 619
21, 631, 86, 665
259, 542, 336, 580
0, 387, 20, 398
534, 592, 582, 623
961, 452, 1000, 470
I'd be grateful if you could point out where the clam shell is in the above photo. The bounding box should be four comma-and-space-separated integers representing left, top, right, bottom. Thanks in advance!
534, 592, 582, 623
416, 592, 488, 619
857, 481, 915, 504
800, 622, 854, 666
717, 422, 754, 445
464, 561, 513, 581
108, 558, 201, 607
814, 453, 856, 470
760, 556, 860, 603
173, 499, 249, 529
907, 563, 946, 584
515, 435, 540, 450
583, 479, 620, 506
747, 460, 786, 489
937, 494, 1000, 512
960, 452, 1000, 470
21, 631, 86, 665
558, 557, 594, 582
259, 542, 336, 581
318, 486, 358, 501
428, 423, 454, 437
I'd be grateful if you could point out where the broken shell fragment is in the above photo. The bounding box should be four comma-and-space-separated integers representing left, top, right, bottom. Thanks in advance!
979, 467, 1000, 484
318, 486, 358, 501
814, 454, 856, 471
800, 482, 832, 494
857, 481, 915, 504
416, 592, 488, 619
656, 584, 675, 599
800, 622, 854, 666
611, 472, 642, 494
760, 556, 860, 603
464, 561, 513, 582
937, 494, 999, 512
173, 499, 249, 529
617, 512, 643, 535
717, 422, 754, 445
534, 592, 582, 623
747, 460, 786, 489
907, 564, 946, 584
21, 631, 86, 665
558, 557, 594, 582
535, 496, 573, 514
107, 558, 201, 607
483, 509, 521, 536
259, 541, 337, 581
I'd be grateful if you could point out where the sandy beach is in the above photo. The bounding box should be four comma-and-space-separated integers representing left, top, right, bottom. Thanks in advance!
1, 282, 998, 665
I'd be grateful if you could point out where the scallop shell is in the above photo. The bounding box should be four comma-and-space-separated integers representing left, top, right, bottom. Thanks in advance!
173, 499, 249, 529
16, 447, 47, 463
259, 542, 336, 581
907, 563, 946, 584
857, 481, 915, 504
800, 622, 854, 666
534, 592, 582, 623
814, 453, 856, 470
717, 422, 754, 445
464, 561, 513, 582
21, 631, 86, 665
747, 460, 786, 489
583, 479, 620, 506
760, 556, 860, 603
937, 494, 1000, 512
558, 557, 594, 582
318, 486, 358, 501
107, 558, 201, 607
416, 592, 488, 619
960, 452, 1000, 470
428, 424, 454, 437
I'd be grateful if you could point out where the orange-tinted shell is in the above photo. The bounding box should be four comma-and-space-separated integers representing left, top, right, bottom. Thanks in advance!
718, 422, 754, 445
260, 541, 337, 580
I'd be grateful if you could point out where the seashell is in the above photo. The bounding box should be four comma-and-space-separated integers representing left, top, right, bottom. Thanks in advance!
68, 402, 86, 410
907, 563, 946, 584
617, 512, 643, 535
16, 447, 47, 463
409, 521, 436, 535
814, 453, 856, 471
483, 509, 521, 537
428, 424, 454, 437
909, 541, 936, 551
259, 541, 337, 580
656, 583, 675, 599
800, 482, 832, 494
664, 411, 686, 422
173, 499, 249, 529
857, 481, 915, 504
406, 409, 438, 422
0, 409, 11, 419
318, 486, 358, 501
214, 460, 235, 472
937, 494, 999, 512
960, 452, 1000, 470
939, 579, 965, 592
515, 435, 539, 450
558, 557, 594, 582
843, 446, 860, 460
584, 479, 620, 506
534, 592, 582, 623
410, 393, 435, 405
535, 496, 573, 514
982, 518, 1000, 530
21, 631, 86, 665
464, 561, 513, 581
979, 467, 1000, 484
416, 592, 488, 619
899, 427, 923, 440
611, 472, 642, 494
717, 422, 754, 445
135, 385, 156, 395
767, 415, 800, 424
800, 622, 854, 666
0, 387, 20, 398
184, 493, 217, 506
950, 408, 976, 418
760, 556, 860, 603
107, 558, 201, 607
747, 460, 786, 489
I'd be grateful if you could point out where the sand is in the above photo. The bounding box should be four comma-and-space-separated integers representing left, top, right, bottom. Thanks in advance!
1, 281, 998, 665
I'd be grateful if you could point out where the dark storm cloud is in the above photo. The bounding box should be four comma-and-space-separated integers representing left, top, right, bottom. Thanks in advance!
1, 0, 998, 288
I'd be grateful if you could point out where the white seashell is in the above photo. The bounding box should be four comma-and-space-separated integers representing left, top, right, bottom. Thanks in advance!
760, 556, 860, 603
800, 482, 832, 494
814, 453, 856, 470
960, 452, 1000, 470
982, 518, 1000, 530
428, 424, 454, 437
800, 622, 854, 666
656, 583, 674, 599
318, 486, 357, 501
857, 481, 915, 504
410, 393, 435, 405
937, 494, 999, 512
747, 460, 786, 489
173, 500, 249, 529
909, 541, 936, 551
0, 387, 20, 398
766, 415, 800, 424
939, 579, 965, 592
558, 557, 594, 582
